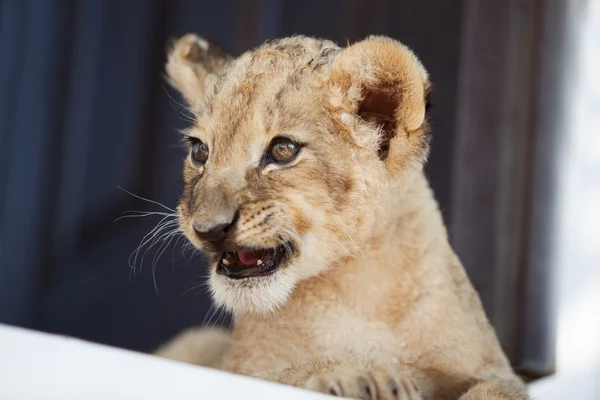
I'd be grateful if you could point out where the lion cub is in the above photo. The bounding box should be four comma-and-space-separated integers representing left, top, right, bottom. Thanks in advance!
155, 34, 529, 400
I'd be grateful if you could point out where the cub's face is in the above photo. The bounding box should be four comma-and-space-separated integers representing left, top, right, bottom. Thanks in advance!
167, 34, 430, 315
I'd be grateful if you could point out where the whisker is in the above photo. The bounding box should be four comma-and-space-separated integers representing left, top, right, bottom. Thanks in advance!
151, 229, 181, 294
335, 216, 363, 257
203, 304, 221, 326
129, 217, 178, 272
170, 235, 187, 268
162, 84, 197, 123
152, 227, 181, 267
114, 211, 176, 222
143, 225, 179, 269
275, 219, 303, 260
122, 210, 176, 216
201, 303, 215, 325
130, 217, 177, 264
181, 277, 210, 296
216, 307, 230, 330
118, 186, 176, 213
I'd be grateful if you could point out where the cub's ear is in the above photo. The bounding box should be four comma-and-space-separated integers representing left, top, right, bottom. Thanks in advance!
329, 36, 431, 164
166, 33, 233, 108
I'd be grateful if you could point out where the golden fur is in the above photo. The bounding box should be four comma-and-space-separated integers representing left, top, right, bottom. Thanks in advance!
155, 33, 529, 400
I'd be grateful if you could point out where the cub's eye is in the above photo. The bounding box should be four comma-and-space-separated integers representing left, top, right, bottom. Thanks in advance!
268, 137, 301, 164
191, 139, 209, 165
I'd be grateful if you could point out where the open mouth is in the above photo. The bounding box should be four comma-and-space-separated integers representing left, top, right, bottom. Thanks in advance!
216, 243, 294, 279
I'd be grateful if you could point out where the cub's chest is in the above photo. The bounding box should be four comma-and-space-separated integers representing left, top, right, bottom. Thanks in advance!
231, 306, 407, 375
302, 306, 402, 365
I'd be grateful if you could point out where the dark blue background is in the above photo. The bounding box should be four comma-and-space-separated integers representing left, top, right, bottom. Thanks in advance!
0, 0, 462, 353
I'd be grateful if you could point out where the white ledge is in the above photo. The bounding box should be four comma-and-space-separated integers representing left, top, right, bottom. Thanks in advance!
0, 324, 327, 400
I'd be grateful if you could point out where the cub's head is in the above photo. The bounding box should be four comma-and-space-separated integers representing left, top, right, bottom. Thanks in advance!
166, 34, 430, 315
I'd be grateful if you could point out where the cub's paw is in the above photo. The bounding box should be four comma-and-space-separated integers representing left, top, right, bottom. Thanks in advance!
305, 365, 421, 400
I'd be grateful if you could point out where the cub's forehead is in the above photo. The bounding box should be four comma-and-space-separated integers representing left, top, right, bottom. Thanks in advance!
191, 37, 341, 146
201, 38, 339, 111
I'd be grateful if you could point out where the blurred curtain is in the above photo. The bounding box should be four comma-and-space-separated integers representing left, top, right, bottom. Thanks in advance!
452, 0, 569, 378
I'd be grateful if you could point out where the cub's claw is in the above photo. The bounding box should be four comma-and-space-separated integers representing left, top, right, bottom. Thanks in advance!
306, 366, 421, 400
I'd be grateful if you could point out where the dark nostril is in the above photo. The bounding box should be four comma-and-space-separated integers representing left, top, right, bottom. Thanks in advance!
193, 219, 235, 245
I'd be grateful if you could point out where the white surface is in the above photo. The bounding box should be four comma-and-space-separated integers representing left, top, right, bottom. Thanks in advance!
528, 1, 600, 399
0, 324, 326, 400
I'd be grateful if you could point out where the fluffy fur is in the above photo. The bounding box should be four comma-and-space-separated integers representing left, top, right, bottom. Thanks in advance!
157, 33, 529, 400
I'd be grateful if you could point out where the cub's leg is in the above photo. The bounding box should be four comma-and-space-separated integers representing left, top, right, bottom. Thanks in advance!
153, 327, 230, 369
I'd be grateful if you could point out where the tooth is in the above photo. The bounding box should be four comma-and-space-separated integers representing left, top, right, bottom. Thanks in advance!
257, 259, 263, 266
222, 259, 230, 266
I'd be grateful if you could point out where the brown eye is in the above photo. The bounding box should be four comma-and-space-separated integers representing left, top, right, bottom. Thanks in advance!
268, 137, 300, 163
191, 140, 209, 165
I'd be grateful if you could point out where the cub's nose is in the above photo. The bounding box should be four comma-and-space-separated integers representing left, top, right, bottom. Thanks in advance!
192, 216, 237, 246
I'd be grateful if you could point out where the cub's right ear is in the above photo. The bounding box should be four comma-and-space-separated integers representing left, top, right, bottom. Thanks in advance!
166, 33, 233, 108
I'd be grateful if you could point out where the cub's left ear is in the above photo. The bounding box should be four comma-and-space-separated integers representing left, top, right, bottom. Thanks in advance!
166, 33, 233, 109
329, 36, 431, 164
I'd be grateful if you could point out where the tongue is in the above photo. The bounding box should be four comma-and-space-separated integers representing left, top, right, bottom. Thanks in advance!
238, 251, 261, 265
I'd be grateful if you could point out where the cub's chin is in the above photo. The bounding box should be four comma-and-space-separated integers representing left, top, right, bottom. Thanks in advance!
207, 242, 302, 315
